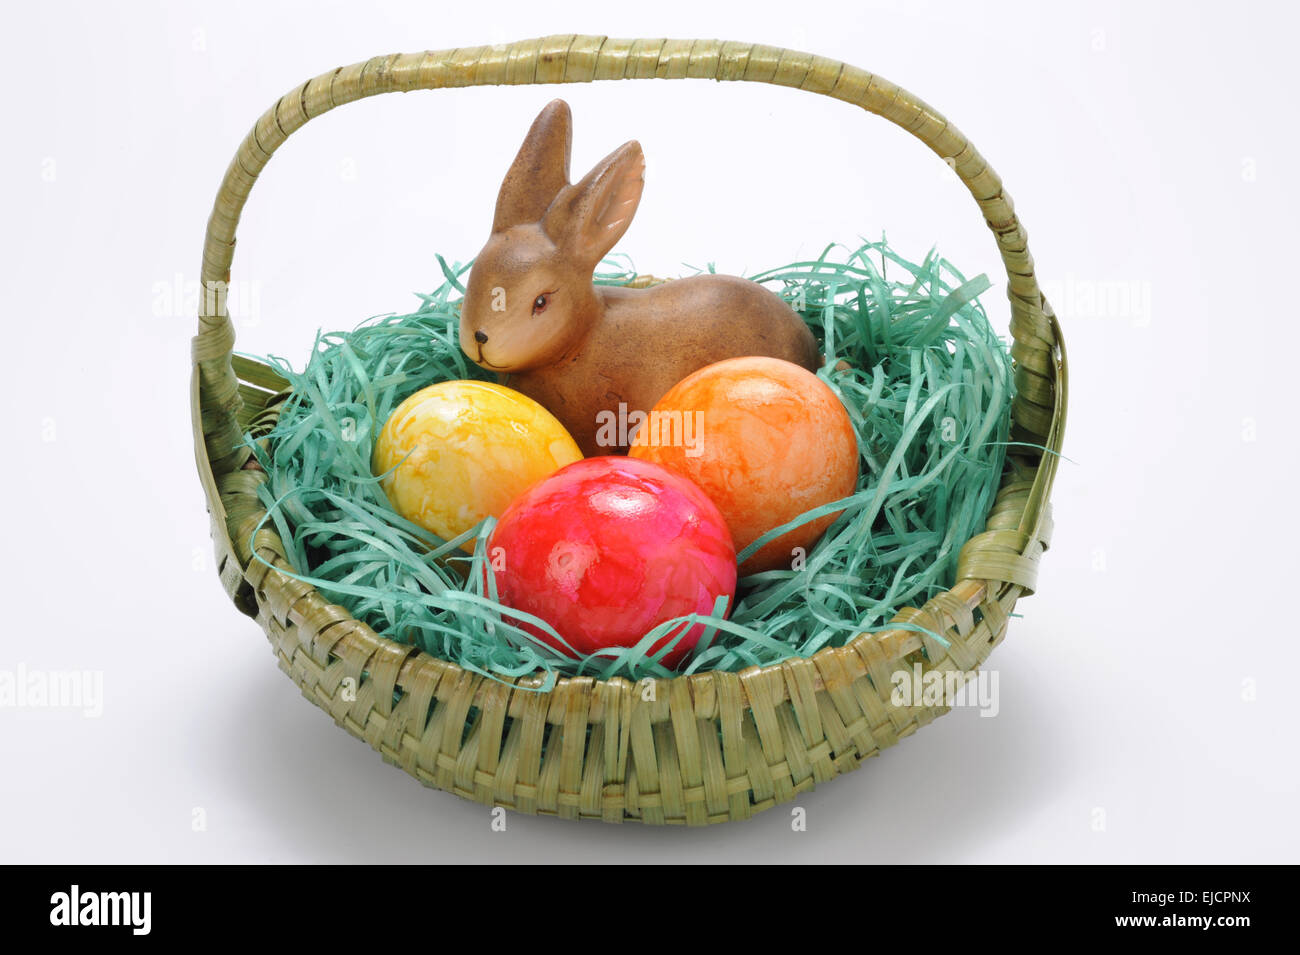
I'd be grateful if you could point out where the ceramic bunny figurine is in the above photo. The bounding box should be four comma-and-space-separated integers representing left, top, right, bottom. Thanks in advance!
459, 100, 821, 456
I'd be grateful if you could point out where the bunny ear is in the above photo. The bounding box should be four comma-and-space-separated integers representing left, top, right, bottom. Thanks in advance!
544, 141, 645, 267
492, 99, 573, 233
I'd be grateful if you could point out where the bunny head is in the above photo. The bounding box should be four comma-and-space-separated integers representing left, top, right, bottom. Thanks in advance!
460, 100, 646, 373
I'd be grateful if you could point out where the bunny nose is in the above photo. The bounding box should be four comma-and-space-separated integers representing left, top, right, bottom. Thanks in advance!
474, 329, 489, 344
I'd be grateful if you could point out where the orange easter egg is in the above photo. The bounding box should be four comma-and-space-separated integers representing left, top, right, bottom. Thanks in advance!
628, 356, 859, 573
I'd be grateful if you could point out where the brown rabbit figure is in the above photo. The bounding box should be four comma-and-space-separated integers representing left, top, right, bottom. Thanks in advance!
459, 99, 821, 456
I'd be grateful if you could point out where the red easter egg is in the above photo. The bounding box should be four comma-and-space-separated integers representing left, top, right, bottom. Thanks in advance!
487, 457, 737, 668
628, 356, 859, 573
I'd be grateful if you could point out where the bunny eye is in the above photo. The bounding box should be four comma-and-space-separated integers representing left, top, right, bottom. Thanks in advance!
532, 293, 550, 315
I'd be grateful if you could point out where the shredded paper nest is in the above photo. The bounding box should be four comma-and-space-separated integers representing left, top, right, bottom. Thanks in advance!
245, 239, 1014, 688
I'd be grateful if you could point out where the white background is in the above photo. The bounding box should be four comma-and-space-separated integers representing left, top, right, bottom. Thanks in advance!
2, 0, 1296, 863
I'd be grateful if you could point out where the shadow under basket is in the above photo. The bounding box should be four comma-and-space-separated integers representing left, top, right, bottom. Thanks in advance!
191, 36, 1068, 826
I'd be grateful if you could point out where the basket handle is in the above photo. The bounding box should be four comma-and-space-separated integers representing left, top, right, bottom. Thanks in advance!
192, 36, 1066, 589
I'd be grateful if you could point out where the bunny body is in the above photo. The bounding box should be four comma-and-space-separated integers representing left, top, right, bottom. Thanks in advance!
504, 276, 820, 455
459, 100, 820, 456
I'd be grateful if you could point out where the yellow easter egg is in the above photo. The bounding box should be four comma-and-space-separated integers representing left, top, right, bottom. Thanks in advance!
373, 380, 582, 550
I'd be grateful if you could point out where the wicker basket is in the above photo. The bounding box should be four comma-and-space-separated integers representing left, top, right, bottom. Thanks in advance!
192, 35, 1068, 825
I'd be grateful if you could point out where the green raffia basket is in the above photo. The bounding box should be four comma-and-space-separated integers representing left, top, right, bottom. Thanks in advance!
191, 36, 1068, 825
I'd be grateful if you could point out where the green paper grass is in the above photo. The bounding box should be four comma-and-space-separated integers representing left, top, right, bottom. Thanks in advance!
244, 239, 1013, 688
